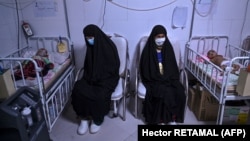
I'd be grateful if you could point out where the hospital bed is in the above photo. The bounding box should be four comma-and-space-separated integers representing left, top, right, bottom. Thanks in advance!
0, 36, 75, 132
184, 35, 250, 124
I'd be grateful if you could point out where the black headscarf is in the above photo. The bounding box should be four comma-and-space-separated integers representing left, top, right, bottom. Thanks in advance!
82, 24, 120, 89
140, 25, 180, 84
139, 25, 185, 124
71, 24, 120, 120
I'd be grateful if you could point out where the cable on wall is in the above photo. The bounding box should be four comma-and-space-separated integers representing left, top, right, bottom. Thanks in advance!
107, 0, 178, 11
190, 0, 216, 17
82, 0, 177, 28
101, 0, 107, 29
0, 0, 35, 10
14, 0, 20, 51
82, 0, 107, 29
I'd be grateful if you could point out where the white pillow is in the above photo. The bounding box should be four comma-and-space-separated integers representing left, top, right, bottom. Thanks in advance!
52, 52, 70, 64
22, 50, 37, 58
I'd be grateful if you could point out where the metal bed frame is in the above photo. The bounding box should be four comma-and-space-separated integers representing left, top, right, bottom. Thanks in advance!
0, 36, 75, 132
184, 36, 250, 124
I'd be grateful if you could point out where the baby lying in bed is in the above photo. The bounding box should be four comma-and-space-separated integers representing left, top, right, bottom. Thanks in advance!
14, 48, 54, 80
207, 49, 240, 75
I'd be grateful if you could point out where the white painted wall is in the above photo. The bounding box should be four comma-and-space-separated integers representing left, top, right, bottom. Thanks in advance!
0, 0, 23, 57
1, 0, 250, 91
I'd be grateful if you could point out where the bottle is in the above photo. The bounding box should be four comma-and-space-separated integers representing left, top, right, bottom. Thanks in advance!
57, 36, 67, 53
21, 107, 33, 127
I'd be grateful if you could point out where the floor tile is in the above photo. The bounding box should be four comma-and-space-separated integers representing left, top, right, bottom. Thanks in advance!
49, 97, 213, 141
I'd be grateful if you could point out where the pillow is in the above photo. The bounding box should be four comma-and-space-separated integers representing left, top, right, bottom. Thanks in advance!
196, 54, 210, 63
22, 50, 37, 58
51, 52, 70, 64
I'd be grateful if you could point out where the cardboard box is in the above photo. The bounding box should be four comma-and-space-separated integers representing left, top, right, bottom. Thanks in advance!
0, 69, 16, 100
187, 87, 196, 111
236, 68, 250, 96
193, 84, 219, 121
192, 83, 250, 124
223, 100, 250, 124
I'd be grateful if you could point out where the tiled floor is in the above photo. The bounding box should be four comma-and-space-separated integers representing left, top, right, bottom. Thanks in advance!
49, 97, 214, 141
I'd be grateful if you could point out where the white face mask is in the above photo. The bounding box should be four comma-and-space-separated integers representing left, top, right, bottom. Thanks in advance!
87, 38, 94, 45
155, 37, 166, 46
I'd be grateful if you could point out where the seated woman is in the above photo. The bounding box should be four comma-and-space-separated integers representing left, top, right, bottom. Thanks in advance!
71, 24, 120, 135
14, 48, 54, 80
140, 25, 186, 125
207, 49, 241, 74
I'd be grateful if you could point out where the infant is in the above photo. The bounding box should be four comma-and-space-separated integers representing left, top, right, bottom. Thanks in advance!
14, 48, 54, 80
207, 49, 240, 74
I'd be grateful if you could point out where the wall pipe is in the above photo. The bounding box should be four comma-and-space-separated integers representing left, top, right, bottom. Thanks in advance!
189, 0, 196, 40
63, 0, 71, 39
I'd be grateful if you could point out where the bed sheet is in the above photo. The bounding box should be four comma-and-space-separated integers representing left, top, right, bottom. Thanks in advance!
189, 59, 239, 91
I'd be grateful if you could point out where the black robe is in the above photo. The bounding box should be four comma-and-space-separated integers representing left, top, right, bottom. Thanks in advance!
140, 25, 186, 124
71, 24, 120, 122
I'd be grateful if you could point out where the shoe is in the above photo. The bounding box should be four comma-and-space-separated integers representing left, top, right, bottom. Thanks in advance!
168, 122, 177, 125
77, 120, 88, 135
90, 122, 101, 134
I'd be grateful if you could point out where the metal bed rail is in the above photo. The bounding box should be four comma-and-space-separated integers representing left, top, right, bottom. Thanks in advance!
45, 65, 75, 132
0, 36, 76, 132
185, 36, 250, 125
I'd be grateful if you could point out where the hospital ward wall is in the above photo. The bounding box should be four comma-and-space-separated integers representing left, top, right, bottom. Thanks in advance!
0, 0, 250, 92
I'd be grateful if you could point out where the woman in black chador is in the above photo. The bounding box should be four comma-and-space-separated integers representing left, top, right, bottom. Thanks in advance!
71, 24, 120, 134
140, 25, 186, 125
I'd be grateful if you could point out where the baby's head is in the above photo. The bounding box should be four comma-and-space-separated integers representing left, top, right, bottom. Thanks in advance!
207, 49, 217, 59
36, 48, 48, 57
